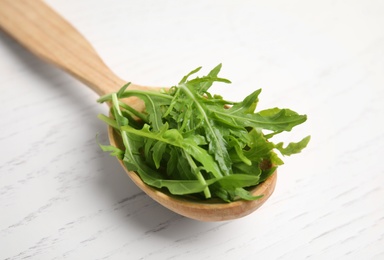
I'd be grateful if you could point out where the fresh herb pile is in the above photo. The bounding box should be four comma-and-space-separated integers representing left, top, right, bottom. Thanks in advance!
98, 64, 310, 202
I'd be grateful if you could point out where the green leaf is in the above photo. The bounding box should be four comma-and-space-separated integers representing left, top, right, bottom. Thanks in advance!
98, 64, 310, 202
211, 107, 307, 132
228, 89, 261, 114
228, 136, 252, 166
166, 147, 180, 177
198, 63, 224, 93
98, 143, 124, 160
259, 167, 277, 182
256, 108, 308, 131
97, 114, 118, 129
270, 151, 284, 166
121, 123, 223, 179
275, 135, 311, 156
124, 158, 211, 195
178, 83, 233, 176
152, 141, 167, 169
234, 188, 264, 201
215, 174, 261, 189
211, 175, 263, 201
244, 128, 274, 162
117, 89, 172, 131
179, 66, 202, 84
117, 82, 131, 98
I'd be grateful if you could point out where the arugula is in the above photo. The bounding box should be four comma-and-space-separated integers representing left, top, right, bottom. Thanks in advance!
98, 64, 310, 202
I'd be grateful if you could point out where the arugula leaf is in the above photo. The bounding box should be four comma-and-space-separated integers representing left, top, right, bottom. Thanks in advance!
98, 143, 124, 160
178, 83, 233, 176
211, 175, 263, 202
120, 123, 222, 179
210, 106, 307, 132
227, 89, 261, 114
274, 135, 311, 156
198, 63, 224, 93
98, 65, 310, 202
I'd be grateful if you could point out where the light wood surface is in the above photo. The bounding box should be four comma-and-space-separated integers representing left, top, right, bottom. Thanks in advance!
0, 0, 127, 96
1, 0, 383, 258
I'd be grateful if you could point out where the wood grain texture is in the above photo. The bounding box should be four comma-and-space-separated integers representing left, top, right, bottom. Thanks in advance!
1, 0, 383, 259
0, 0, 126, 96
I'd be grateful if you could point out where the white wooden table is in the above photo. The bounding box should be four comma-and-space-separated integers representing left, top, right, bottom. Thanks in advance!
1, 0, 383, 259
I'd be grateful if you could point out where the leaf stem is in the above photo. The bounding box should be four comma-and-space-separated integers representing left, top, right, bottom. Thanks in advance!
118, 101, 148, 123
183, 151, 211, 199
112, 93, 130, 150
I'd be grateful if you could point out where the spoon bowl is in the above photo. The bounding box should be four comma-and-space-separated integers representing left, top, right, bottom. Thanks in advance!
109, 126, 277, 221
0, 0, 277, 221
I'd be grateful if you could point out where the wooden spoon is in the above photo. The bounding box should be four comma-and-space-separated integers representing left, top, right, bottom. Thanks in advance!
0, 0, 277, 221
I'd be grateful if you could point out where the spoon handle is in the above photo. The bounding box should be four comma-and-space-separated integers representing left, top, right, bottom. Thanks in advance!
0, 0, 130, 96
